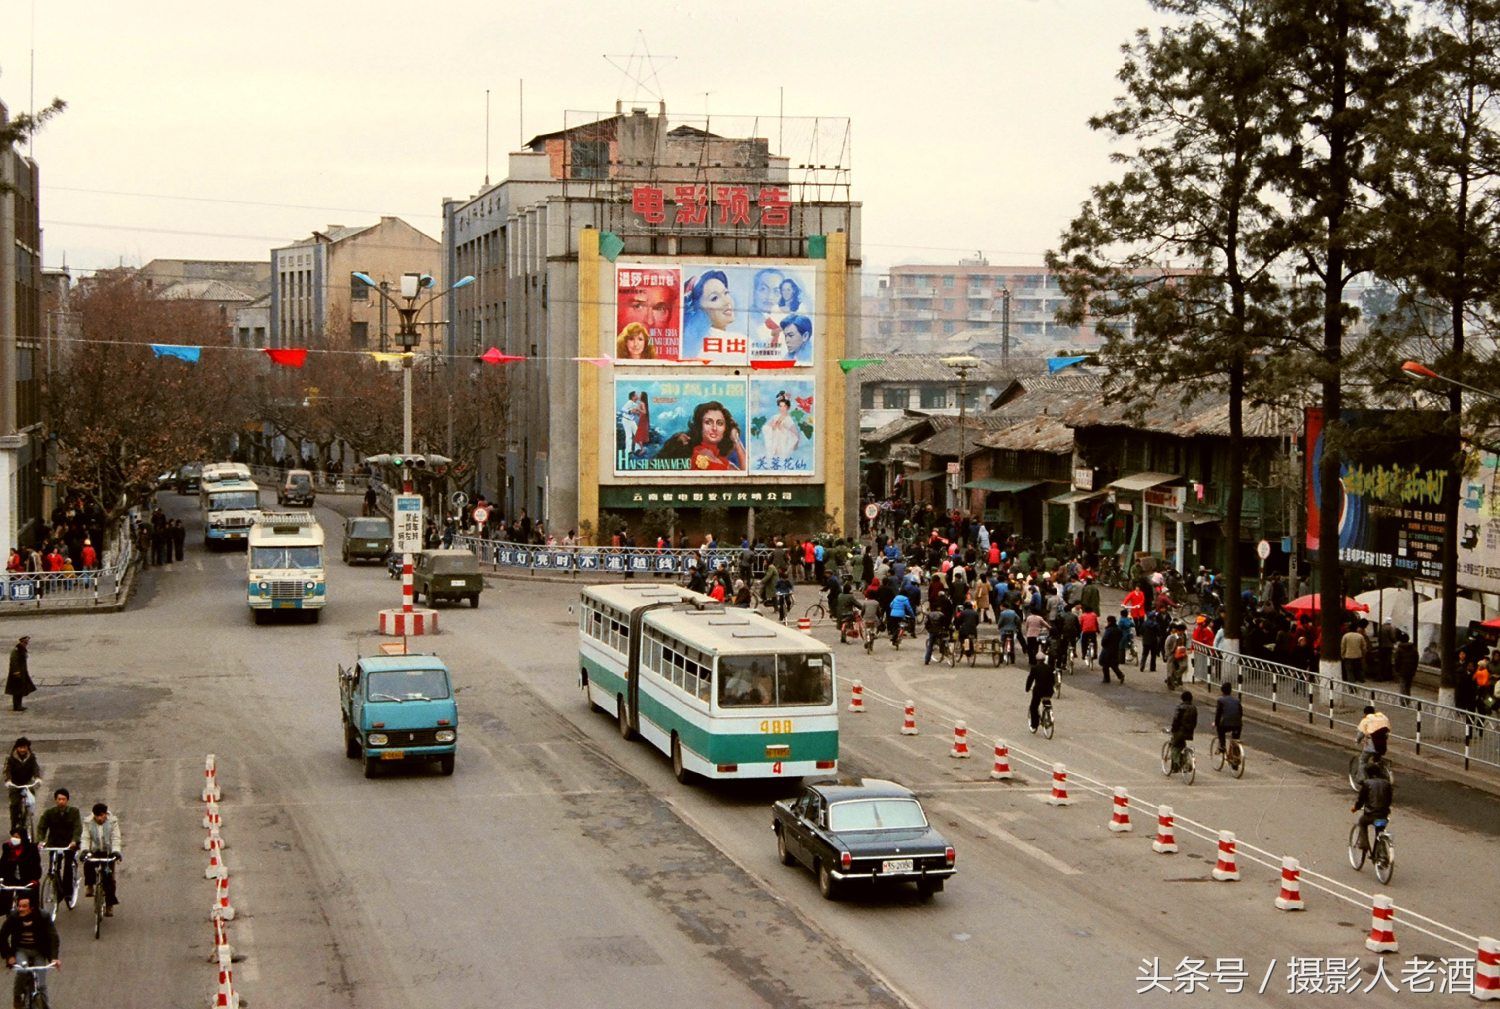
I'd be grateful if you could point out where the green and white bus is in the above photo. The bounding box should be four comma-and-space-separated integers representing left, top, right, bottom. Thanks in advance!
578, 583, 839, 783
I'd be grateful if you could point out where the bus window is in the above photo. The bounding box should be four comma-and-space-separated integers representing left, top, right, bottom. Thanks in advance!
779, 653, 833, 706
717, 653, 831, 707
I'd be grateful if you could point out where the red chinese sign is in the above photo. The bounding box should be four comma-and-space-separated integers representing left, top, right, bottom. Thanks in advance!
628, 185, 792, 230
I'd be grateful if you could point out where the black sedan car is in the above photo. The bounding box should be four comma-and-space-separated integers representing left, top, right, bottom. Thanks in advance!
772, 777, 955, 900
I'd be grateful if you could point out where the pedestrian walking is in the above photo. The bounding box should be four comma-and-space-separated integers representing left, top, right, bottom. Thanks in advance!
1100, 614, 1125, 684
1393, 631, 1418, 700
5, 638, 34, 713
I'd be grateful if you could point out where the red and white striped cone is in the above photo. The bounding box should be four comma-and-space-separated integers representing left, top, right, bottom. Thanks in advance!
1212, 830, 1240, 881
202, 755, 220, 802
1274, 856, 1305, 911
202, 800, 221, 831
1365, 894, 1399, 953
203, 824, 228, 852
402, 553, 414, 614
847, 680, 865, 713
213, 960, 239, 1009
1046, 763, 1074, 806
209, 915, 234, 962
989, 741, 1014, 780
901, 700, 918, 735
205, 844, 227, 880
1152, 805, 1178, 853
1108, 787, 1132, 832
1474, 936, 1500, 1000
797, 616, 812, 634
949, 721, 971, 759
211, 873, 235, 921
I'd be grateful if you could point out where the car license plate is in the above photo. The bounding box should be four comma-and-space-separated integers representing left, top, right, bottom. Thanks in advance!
881, 859, 913, 874
452, 579, 468, 587
380, 750, 405, 761
273, 600, 297, 609
366, 542, 381, 548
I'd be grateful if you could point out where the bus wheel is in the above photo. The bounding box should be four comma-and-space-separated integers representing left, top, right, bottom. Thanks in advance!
582, 672, 605, 713
671, 735, 692, 785
617, 697, 635, 741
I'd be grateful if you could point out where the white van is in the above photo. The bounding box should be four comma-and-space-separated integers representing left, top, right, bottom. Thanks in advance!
247, 512, 327, 623
201, 462, 252, 489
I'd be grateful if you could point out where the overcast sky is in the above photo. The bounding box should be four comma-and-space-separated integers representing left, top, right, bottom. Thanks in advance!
1, 0, 1165, 278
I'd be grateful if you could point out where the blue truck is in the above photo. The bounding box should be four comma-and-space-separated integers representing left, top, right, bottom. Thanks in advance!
339, 653, 458, 778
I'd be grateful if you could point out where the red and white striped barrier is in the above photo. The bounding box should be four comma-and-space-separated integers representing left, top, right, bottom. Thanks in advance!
989, 741, 1013, 780
1212, 831, 1240, 881
901, 700, 918, 735
1366, 894, 1399, 953
1274, 856, 1304, 911
378, 607, 437, 636
210, 915, 234, 963
211, 871, 235, 921
202, 755, 220, 802
1474, 936, 1500, 1000
1152, 806, 1178, 853
213, 959, 240, 1009
847, 680, 865, 713
949, 721, 971, 759
205, 843, 227, 880
202, 800, 221, 831
203, 824, 227, 852
1108, 787, 1132, 832
797, 616, 812, 634
1047, 764, 1074, 806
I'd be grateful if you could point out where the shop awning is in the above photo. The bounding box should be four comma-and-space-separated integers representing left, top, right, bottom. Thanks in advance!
962, 478, 1043, 493
1048, 489, 1105, 506
906, 469, 943, 482
1165, 511, 1219, 526
1108, 471, 1181, 492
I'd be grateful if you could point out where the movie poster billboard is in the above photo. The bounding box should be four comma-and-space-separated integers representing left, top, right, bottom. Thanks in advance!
748, 377, 816, 474
614, 265, 682, 361
614, 262, 816, 367
1304, 408, 1454, 580
615, 377, 749, 474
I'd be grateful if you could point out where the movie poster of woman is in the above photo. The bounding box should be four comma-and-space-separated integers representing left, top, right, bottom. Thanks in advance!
748, 377, 815, 473
614, 378, 749, 474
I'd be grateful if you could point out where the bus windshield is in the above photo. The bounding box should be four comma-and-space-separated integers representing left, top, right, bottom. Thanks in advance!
717, 653, 831, 708
209, 492, 258, 511
251, 546, 322, 569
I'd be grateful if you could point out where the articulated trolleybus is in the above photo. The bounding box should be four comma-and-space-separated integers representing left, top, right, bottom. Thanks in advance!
579, 583, 839, 783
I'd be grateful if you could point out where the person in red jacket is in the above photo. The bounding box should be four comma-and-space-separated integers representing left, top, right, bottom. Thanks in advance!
80, 540, 97, 570
1123, 586, 1146, 620
1192, 615, 1216, 683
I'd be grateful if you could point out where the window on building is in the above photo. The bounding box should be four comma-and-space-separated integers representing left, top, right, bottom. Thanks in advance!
254, 327, 266, 347
943, 321, 956, 334
351, 272, 369, 300
942, 275, 955, 286
882, 387, 910, 409
351, 321, 369, 349
571, 140, 609, 180
237, 327, 249, 345
860, 386, 875, 409
919, 386, 947, 409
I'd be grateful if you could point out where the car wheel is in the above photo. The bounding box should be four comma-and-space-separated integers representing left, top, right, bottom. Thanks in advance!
582, 671, 606, 713
344, 723, 359, 759
917, 879, 943, 900
776, 826, 796, 867
252, 609, 267, 626
470, 594, 480, 608
363, 756, 379, 779
671, 735, 692, 785
438, 754, 455, 776
817, 861, 839, 901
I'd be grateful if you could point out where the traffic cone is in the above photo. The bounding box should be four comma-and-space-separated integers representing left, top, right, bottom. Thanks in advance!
205, 845, 227, 880
1047, 763, 1074, 806
202, 755, 220, 802
211, 874, 235, 921
1365, 894, 1398, 953
989, 741, 1013, 780
209, 915, 234, 962
203, 824, 228, 852
1274, 856, 1305, 911
1212, 831, 1240, 881
203, 800, 221, 831
213, 960, 239, 1009
848, 680, 865, 713
1474, 936, 1500, 1000
949, 721, 971, 759
901, 700, 918, 735
1108, 787, 1132, 832
797, 616, 812, 633
1152, 806, 1178, 853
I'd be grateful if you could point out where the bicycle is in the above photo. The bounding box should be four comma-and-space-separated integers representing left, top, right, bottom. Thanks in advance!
1348, 749, 1395, 792
84, 853, 118, 939
838, 611, 863, 646
38, 847, 77, 921
1030, 697, 1055, 739
774, 590, 793, 625
1210, 735, 1247, 779
1000, 631, 1017, 666
1348, 817, 1395, 884
1160, 734, 1196, 785
6, 782, 38, 841
803, 601, 827, 625
10, 961, 55, 1009
863, 614, 879, 654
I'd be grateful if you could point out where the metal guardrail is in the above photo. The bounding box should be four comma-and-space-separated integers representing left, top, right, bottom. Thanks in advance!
454, 535, 779, 581
1194, 642, 1500, 774
0, 544, 134, 610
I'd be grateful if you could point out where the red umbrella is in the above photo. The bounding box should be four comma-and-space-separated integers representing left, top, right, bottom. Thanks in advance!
1481, 616, 1500, 630
1283, 594, 1371, 615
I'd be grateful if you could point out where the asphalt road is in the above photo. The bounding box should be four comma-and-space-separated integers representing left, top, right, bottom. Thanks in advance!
7, 490, 1493, 1007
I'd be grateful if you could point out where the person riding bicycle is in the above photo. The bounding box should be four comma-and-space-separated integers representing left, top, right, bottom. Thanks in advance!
1047, 622, 1071, 677
954, 601, 980, 658
2, 741, 39, 839
1169, 691, 1198, 772
1355, 705, 1391, 780
773, 572, 795, 622
996, 604, 1021, 663
887, 591, 915, 646
1212, 682, 1243, 759
836, 587, 859, 641
0, 827, 40, 918
0, 894, 57, 1006
923, 602, 952, 666
79, 803, 121, 916
1351, 756, 1394, 854
33, 789, 79, 906
1024, 650, 1056, 732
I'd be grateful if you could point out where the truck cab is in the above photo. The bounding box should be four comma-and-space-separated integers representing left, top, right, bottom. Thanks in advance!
339, 653, 458, 778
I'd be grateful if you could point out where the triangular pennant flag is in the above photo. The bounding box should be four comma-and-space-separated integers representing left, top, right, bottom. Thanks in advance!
599, 231, 625, 262
573, 356, 613, 367
368, 351, 411, 364
750, 359, 798, 370
480, 347, 525, 365
151, 344, 201, 363
264, 347, 308, 368
839, 357, 884, 374
1047, 355, 1088, 374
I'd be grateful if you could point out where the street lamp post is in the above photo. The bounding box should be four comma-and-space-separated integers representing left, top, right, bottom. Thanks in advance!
942, 355, 982, 516
354, 271, 474, 633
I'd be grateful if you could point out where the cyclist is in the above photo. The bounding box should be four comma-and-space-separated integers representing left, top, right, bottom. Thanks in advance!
773, 571, 795, 624
996, 602, 1021, 665
1024, 650, 1056, 733
1078, 607, 1100, 665
1213, 681, 1243, 760
923, 602, 952, 666
1355, 705, 1391, 782
34, 789, 79, 905
0, 827, 40, 917
0, 895, 57, 1005
954, 600, 980, 661
835, 585, 860, 643
2, 740, 39, 839
1168, 691, 1198, 772
887, 590, 915, 647
1351, 756, 1394, 854
1022, 610, 1048, 665
80, 803, 121, 916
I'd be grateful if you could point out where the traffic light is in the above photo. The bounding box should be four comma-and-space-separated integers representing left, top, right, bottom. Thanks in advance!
364, 452, 451, 471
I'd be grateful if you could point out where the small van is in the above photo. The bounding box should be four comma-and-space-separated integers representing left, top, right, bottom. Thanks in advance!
412, 549, 484, 608
339, 653, 458, 777
278, 469, 316, 507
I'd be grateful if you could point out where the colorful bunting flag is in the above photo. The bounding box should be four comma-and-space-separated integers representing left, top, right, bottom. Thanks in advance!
264, 348, 308, 368
750, 359, 797, 370
1047, 355, 1089, 374
838, 357, 885, 373
150, 344, 201, 363
480, 348, 525, 365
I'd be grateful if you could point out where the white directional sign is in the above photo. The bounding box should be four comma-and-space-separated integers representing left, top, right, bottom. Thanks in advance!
472, 505, 490, 527
394, 494, 424, 554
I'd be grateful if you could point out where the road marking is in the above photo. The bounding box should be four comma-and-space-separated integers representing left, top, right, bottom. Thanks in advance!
935, 803, 1082, 876
194, 560, 204, 572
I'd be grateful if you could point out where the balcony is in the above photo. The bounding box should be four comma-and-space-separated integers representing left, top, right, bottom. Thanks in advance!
967, 289, 990, 299
967, 310, 995, 323
898, 309, 936, 321
897, 286, 937, 299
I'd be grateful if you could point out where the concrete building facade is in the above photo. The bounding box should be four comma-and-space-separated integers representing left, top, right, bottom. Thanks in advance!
0, 99, 44, 559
